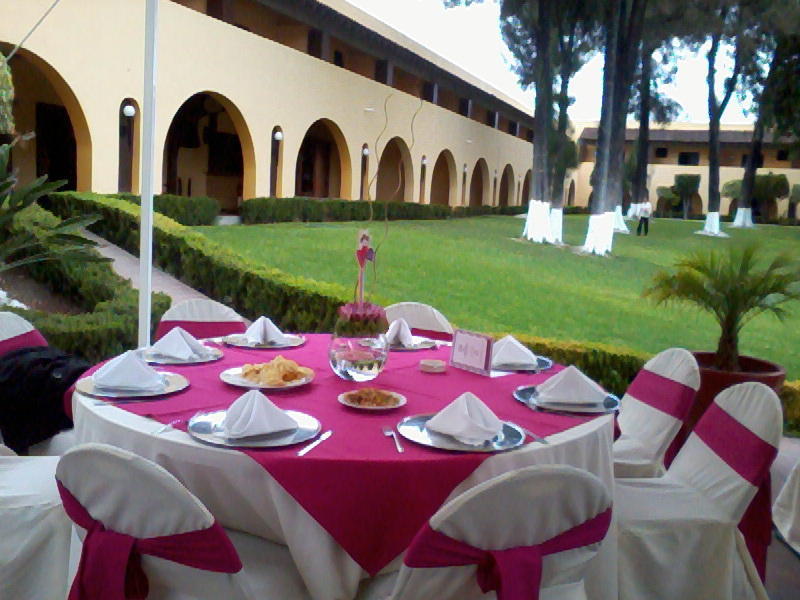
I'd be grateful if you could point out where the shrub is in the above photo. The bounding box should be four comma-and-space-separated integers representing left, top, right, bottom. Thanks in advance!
241, 197, 453, 224
673, 174, 701, 219
110, 193, 220, 226
781, 381, 800, 436
42, 192, 354, 332
721, 173, 790, 205
8, 203, 170, 362
791, 184, 800, 204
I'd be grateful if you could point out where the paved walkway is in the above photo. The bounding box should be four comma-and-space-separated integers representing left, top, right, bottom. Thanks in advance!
84, 231, 210, 305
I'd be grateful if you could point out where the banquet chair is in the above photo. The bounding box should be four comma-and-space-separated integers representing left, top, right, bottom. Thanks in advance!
358, 465, 612, 600
155, 298, 247, 340
0, 311, 48, 357
774, 458, 800, 554
384, 302, 454, 340
0, 444, 72, 600
615, 382, 781, 600
56, 443, 310, 600
613, 348, 700, 478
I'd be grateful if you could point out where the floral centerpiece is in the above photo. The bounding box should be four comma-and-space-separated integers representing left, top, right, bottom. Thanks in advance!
328, 230, 389, 381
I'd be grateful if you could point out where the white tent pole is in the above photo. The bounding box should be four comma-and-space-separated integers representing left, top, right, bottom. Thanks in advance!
138, 0, 159, 347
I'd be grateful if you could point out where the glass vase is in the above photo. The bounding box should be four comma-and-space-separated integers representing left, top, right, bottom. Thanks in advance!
328, 333, 388, 382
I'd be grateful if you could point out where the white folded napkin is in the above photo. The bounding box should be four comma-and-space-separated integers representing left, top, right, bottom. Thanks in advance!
386, 318, 415, 347
150, 326, 211, 361
491, 335, 538, 369
426, 392, 503, 445
222, 390, 298, 439
536, 366, 606, 406
245, 317, 288, 345
92, 350, 166, 392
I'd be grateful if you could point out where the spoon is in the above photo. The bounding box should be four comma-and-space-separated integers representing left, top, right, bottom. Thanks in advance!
383, 426, 404, 453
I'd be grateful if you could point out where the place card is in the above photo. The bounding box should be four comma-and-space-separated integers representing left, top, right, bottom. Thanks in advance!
450, 329, 493, 376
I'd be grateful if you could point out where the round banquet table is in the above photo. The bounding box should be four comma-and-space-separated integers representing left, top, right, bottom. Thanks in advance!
72, 334, 617, 600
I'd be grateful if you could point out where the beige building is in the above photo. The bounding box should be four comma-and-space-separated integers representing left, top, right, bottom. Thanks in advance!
1, 0, 535, 212
568, 122, 800, 219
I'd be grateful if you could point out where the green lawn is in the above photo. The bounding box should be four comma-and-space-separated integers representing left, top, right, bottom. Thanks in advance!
195, 215, 800, 379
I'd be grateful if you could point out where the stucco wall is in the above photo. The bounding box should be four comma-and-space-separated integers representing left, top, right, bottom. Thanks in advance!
2, 0, 533, 206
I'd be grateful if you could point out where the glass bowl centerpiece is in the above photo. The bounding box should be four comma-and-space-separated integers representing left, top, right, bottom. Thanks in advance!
328, 230, 389, 382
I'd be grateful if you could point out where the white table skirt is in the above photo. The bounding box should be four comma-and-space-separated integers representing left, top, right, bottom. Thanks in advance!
74, 393, 616, 600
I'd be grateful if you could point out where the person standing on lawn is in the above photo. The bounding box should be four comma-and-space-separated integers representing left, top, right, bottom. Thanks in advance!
637, 201, 652, 236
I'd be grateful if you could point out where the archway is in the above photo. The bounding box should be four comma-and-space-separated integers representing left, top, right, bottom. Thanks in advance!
469, 158, 490, 207
376, 136, 413, 202
296, 118, 351, 199
689, 194, 703, 217
430, 150, 456, 206
521, 170, 531, 207
162, 92, 255, 212
1, 44, 92, 190
567, 180, 575, 206
118, 99, 140, 194
728, 198, 738, 217
498, 164, 514, 207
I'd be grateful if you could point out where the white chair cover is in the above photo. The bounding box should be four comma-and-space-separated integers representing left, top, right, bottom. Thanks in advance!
616, 382, 782, 600
360, 465, 611, 600
57, 443, 309, 600
614, 348, 700, 478
156, 299, 246, 339
0, 453, 72, 600
774, 458, 800, 554
29, 429, 79, 457
384, 302, 454, 336
0, 311, 38, 339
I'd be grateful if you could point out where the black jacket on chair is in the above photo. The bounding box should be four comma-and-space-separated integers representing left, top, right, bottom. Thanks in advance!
0, 346, 89, 454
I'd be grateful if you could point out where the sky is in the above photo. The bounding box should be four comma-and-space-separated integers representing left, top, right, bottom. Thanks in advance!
344, 0, 754, 125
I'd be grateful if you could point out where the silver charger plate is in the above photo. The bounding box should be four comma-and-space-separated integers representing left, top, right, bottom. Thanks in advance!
142, 346, 223, 365
493, 356, 553, 373
76, 372, 189, 399
396, 414, 525, 453
222, 333, 306, 349
219, 366, 315, 390
390, 337, 437, 351
513, 385, 620, 414
187, 409, 321, 448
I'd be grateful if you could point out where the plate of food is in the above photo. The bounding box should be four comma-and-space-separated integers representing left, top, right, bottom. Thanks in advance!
222, 333, 306, 349
220, 355, 314, 390
338, 388, 407, 411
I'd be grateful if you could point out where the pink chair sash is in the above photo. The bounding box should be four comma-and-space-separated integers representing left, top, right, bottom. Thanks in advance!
411, 328, 453, 342
626, 369, 696, 421
57, 481, 242, 600
694, 402, 777, 486
155, 320, 246, 341
404, 508, 612, 600
0, 329, 48, 357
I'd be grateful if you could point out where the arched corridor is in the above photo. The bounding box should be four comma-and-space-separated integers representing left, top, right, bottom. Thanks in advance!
498, 164, 514, 207
295, 118, 350, 199
469, 158, 489, 207
521, 170, 531, 206
430, 150, 455, 206
376, 136, 412, 202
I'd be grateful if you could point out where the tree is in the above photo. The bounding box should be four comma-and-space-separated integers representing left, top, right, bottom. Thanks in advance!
674, 174, 701, 219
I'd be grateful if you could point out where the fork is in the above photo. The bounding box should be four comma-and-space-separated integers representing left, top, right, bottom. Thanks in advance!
383, 426, 404, 453
151, 418, 183, 435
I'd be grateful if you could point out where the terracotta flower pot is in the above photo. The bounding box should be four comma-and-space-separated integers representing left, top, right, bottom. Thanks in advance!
667, 352, 786, 463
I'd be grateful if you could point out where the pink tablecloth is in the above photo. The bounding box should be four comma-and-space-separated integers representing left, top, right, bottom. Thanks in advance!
84, 334, 599, 575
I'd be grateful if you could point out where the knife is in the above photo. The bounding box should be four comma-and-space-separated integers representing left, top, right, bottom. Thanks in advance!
297, 430, 332, 456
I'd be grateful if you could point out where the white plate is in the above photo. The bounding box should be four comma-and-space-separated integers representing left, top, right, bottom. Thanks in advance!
142, 346, 223, 365
76, 372, 189, 399
219, 366, 314, 390
389, 336, 437, 351
513, 385, 620, 414
187, 409, 321, 448
222, 333, 306, 349
396, 414, 525, 452
338, 389, 407, 411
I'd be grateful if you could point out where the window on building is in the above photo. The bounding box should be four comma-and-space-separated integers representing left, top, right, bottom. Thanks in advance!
333, 50, 344, 67
508, 120, 518, 136
375, 60, 390, 84
307, 29, 323, 58
777, 149, 789, 161
678, 152, 700, 166
654, 147, 668, 158
526, 130, 534, 142
422, 82, 436, 103
485, 110, 496, 127
740, 153, 764, 168
458, 98, 471, 117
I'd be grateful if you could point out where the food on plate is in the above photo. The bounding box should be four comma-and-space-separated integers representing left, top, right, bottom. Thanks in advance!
343, 387, 400, 408
240, 356, 313, 386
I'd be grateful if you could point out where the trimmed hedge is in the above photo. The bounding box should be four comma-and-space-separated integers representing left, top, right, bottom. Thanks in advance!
111, 193, 219, 226
7, 203, 170, 362
42, 192, 355, 332
240, 196, 526, 224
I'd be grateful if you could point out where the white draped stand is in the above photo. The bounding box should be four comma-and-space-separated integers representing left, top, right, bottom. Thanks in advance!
613, 205, 630, 234
695, 212, 729, 237
582, 212, 615, 256
731, 207, 755, 228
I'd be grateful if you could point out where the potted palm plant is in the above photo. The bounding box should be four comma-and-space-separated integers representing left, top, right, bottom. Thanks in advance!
645, 243, 800, 445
